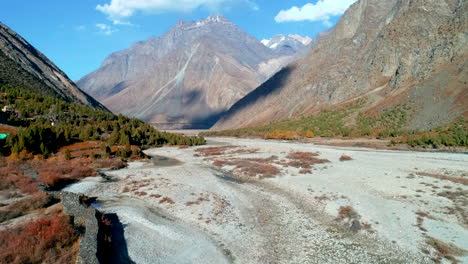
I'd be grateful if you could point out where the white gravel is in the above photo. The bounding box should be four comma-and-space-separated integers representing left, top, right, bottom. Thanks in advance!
64, 137, 468, 264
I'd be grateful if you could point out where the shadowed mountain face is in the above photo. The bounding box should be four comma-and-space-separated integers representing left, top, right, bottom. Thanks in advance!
0, 22, 106, 110
78, 15, 302, 129
214, 0, 467, 131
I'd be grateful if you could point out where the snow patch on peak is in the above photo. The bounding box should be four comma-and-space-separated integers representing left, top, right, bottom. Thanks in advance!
288, 35, 312, 46
269, 42, 279, 49
261, 39, 270, 46
178, 15, 232, 30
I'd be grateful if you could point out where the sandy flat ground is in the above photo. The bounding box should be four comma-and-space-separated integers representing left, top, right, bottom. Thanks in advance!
64, 137, 468, 264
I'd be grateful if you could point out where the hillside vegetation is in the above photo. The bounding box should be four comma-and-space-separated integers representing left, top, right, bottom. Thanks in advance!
0, 85, 205, 263
0, 86, 205, 157
203, 100, 467, 148
0, 50, 62, 99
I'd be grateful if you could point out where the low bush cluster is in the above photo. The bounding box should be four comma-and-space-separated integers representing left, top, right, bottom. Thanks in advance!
284, 151, 329, 169
265, 130, 298, 140
213, 158, 280, 179
0, 162, 37, 194
0, 192, 53, 223
0, 211, 78, 264
339, 154, 352, 161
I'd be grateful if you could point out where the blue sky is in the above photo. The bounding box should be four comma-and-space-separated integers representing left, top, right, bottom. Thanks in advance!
0, 0, 356, 80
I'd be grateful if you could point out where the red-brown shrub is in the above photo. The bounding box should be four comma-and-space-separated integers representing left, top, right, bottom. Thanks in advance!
0, 163, 38, 194
285, 151, 329, 169
339, 154, 353, 161
299, 168, 312, 174
240, 162, 279, 178
337, 206, 358, 220
211, 156, 280, 179
230, 148, 259, 154
34, 159, 96, 189
0, 212, 78, 264
92, 158, 126, 170
287, 152, 319, 159
212, 159, 226, 167
159, 197, 175, 204
0, 192, 52, 222
194, 146, 236, 156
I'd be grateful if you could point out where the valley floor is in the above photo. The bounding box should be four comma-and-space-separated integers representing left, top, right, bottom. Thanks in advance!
64, 137, 468, 264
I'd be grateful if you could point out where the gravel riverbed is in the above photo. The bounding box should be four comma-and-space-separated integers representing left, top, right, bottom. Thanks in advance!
64, 137, 468, 264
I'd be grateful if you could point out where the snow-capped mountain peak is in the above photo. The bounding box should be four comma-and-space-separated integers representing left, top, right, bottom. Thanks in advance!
260, 34, 311, 56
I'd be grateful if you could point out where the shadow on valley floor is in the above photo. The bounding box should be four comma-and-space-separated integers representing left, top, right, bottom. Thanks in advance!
97, 212, 135, 264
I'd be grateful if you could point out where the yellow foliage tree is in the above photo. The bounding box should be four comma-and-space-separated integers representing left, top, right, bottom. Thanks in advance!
305, 130, 314, 138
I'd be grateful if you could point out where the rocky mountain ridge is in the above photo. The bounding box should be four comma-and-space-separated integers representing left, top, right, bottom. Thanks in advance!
0, 22, 106, 110
78, 15, 303, 128
214, 0, 467, 131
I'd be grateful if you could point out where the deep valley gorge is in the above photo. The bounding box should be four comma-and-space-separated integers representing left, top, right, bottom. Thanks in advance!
0, 0, 467, 263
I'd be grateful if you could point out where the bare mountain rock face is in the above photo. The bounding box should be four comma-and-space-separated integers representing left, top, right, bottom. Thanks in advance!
78, 15, 303, 129
214, 0, 467, 131
0, 22, 106, 110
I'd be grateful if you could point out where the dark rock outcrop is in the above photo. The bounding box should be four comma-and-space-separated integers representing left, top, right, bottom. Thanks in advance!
56, 192, 134, 264
53, 192, 100, 264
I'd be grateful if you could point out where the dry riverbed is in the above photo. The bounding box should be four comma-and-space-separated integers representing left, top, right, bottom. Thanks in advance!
64, 137, 468, 264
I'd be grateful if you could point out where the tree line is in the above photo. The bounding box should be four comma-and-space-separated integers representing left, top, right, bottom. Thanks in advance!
0, 86, 205, 156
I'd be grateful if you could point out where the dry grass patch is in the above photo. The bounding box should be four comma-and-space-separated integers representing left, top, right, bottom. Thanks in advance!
0, 192, 55, 223
194, 146, 237, 157
212, 155, 280, 179
339, 154, 352, 161
92, 158, 126, 170
285, 151, 330, 169
426, 236, 468, 263
229, 147, 259, 154
436, 190, 468, 226
215, 159, 280, 179
237, 161, 280, 179
0, 163, 38, 194
34, 159, 96, 190
415, 171, 468, 186
159, 197, 175, 204
31, 157, 125, 190
186, 195, 210, 206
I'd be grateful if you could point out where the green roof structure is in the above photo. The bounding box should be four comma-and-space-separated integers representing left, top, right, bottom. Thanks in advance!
0, 133, 8, 140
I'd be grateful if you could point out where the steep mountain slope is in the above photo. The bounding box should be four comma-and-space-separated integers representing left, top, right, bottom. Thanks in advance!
0, 22, 106, 110
214, 0, 467, 131
261, 34, 312, 56
78, 15, 296, 128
